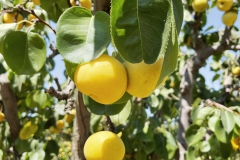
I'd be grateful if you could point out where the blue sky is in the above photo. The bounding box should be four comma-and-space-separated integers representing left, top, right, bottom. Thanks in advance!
47, 5, 240, 90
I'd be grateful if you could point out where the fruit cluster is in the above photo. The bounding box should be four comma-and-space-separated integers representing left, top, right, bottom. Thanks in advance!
49, 109, 76, 134
74, 54, 164, 105
192, 0, 238, 26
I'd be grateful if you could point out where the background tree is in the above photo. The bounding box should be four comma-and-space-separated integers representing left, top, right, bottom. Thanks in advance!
0, 0, 239, 160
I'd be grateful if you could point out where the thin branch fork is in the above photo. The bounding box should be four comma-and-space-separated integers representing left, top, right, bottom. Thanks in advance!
49, 44, 60, 59
17, 6, 56, 34
45, 78, 75, 113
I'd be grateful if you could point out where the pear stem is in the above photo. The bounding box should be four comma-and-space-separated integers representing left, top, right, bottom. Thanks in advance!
105, 116, 115, 133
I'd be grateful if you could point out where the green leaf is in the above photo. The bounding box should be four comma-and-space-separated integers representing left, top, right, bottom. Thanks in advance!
219, 141, 232, 159
212, 74, 220, 82
214, 119, 232, 143
233, 114, 240, 127
140, 125, 154, 142
185, 124, 206, 146
28, 149, 45, 160
0, 149, 2, 160
238, 0, 240, 7
64, 60, 78, 81
113, 92, 132, 104
221, 110, 235, 134
154, 133, 168, 159
208, 115, 220, 132
44, 140, 59, 159
90, 114, 103, 133
208, 135, 222, 160
193, 106, 214, 125
83, 94, 128, 115
162, 129, 178, 159
0, 23, 17, 53
148, 94, 159, 108
33, 91, 48, 109
56, 7, 111, 64
111, 0, 183, 64
15, 139, 31, 154
3, 31, 46, 75
135, 150, 147, 160
199, 141, 210, 153
110, 101, 131, 126
144, 141, 156, 154
186, 146, 197, 160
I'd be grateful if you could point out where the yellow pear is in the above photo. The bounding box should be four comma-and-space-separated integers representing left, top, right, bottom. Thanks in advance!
74, 54, 127, 104
0, 112, 5, 122
217, 0, 233, 11
124, 58, 163, 98
80, 0, 92, 10
222, 11, 238, 26
231, 66, 240, 75
192, 0, 208, 13
84, 131, 125, 160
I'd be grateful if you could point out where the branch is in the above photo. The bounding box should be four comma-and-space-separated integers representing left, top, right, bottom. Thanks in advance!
105, 116, 115, 133
191, 13, 205, 49
71, 92, 91, 160
45, 78, 75, 113
18, 6, 56, 34
0, 74, 20, 140
49, 44, 60, 59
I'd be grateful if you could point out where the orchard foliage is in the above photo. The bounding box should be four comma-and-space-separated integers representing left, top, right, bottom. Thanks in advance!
0, 0, 239, 160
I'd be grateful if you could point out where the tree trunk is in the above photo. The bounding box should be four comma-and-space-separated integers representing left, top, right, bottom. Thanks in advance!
0, 74, 20, 140
71, 92, 91, 160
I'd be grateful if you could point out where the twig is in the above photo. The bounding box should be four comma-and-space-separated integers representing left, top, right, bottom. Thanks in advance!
45, 78, 76, 113
205, 99, 240, 116
18, 6, 56, 34
105, 116, 115, 133
54, 77, 62, 91
49, 44, 60, 59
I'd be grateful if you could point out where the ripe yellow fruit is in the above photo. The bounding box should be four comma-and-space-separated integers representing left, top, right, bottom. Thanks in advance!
64, 109, 76, 123
74, 54, 127, 104
84, 131, 125, 160
56, 120, 64, 130
19, 121, 38, 140
232, 67, 240, 75
222, 11, 238, 26
80, 0, 92, 10
217, 0, 233, 11
32, 0, 40, 5
56, 120, 64, 129
49, 126, 60, 134
231, 136, 240, 151
192, 0, 208, 13
26, 14, 37, 27
70, 0, 76, 6
124, 58, 163, 98
0, 112, 5, 122
2, 12, 23, 30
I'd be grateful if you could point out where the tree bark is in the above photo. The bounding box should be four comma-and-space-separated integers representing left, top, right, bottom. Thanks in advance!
0, 74, 20, 140
177, 25, 234, 160
71, 92, 91, 160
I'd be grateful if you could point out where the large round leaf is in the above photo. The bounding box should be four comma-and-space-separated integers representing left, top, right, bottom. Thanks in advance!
0, 23, 17, 53
214, 119, 232, 143
83, 94, 128, 115
56, 7, 111, 64
111, 0, 183, 64
3, 31, 46, 75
